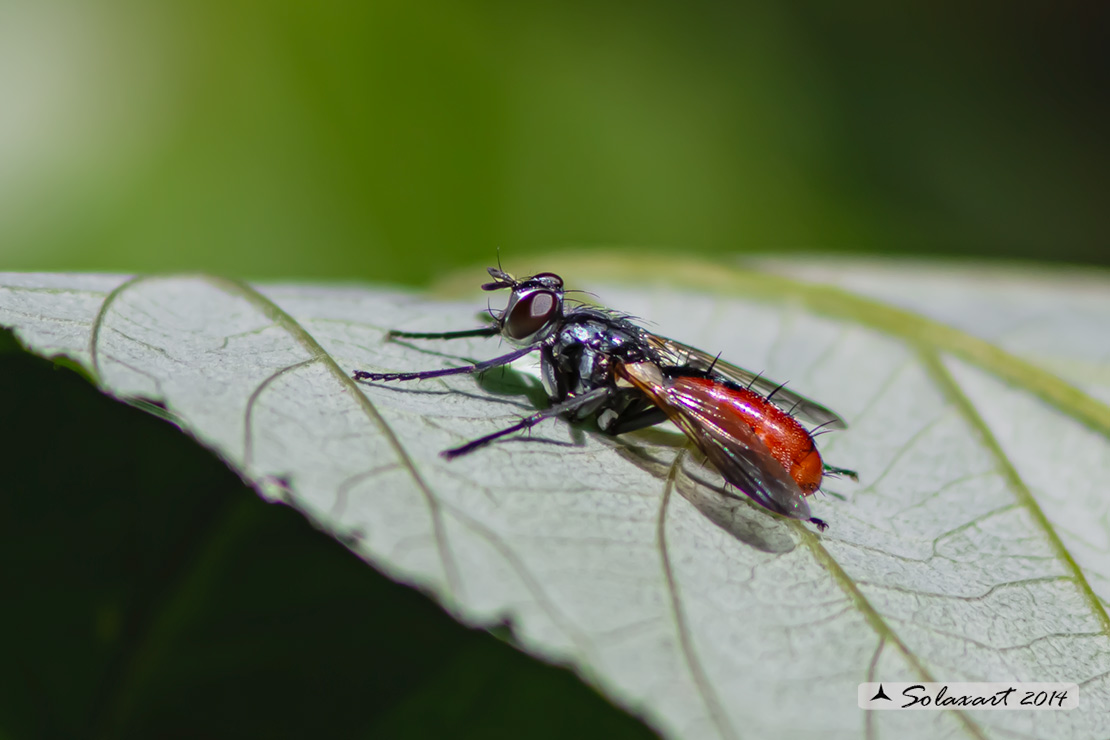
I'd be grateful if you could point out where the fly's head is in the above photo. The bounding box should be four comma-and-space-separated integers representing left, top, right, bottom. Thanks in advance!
483, 267, 566, 345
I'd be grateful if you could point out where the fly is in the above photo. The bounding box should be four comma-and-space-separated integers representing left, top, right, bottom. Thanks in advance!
353, 267, 856, 530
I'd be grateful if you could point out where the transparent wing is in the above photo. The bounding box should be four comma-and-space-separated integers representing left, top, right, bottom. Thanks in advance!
619, 363, 816, 524
641, 333, 847, 430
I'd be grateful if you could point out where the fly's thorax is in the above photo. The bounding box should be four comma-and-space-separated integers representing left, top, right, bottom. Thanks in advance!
554, 314, 651, 361
547, 317, 652, 397
539, 346, 562, 401
575, 348, 611, 395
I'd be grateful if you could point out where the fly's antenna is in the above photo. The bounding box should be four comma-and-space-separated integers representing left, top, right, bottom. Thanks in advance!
496, 248, 503, 273
482, 266, 516, 291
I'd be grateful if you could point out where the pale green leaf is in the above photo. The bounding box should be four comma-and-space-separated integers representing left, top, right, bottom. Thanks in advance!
2, 257, 1108, 740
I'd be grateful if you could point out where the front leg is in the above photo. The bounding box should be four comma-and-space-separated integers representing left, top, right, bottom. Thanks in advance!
353, 345, 537, 382
442, 386, 614, 459
386, 326, 499, 340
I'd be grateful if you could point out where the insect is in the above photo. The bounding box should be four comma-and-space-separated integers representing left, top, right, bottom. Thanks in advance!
353, 267, 856, 530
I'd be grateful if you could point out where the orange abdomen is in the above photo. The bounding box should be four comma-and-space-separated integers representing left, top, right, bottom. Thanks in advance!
675, 377, 824, 494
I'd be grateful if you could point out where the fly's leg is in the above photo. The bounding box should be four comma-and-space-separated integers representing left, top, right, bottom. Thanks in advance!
353, 345, 537, 382
600, 397, 668, 435
822, 463, 858, 481
819, 462, 857, 507
386, 327, 499, 340
442, 386, 613, 459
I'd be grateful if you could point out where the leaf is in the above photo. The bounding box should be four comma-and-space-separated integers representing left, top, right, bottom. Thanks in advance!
2, 257, 1108, 740
0, 348, 649, 739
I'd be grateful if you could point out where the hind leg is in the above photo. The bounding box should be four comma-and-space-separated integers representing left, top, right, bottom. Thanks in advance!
823, 463, 858, 481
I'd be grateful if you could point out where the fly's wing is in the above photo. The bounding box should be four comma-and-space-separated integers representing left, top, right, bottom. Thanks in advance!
641, 333, 846, 430
619, 363, 816, 524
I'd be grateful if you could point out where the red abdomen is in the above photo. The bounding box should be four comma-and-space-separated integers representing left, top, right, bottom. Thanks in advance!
673, 377, 824, 494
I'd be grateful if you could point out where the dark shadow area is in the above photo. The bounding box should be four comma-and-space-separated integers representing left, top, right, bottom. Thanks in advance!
608, 434, 799, 554
0, 332, 658, 740
472, 363, 549, 410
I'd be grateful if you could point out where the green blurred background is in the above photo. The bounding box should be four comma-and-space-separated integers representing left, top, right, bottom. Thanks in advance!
2, 1, 1107, 284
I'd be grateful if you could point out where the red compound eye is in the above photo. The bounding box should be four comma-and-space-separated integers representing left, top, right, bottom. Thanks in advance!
505, 290, 559, 339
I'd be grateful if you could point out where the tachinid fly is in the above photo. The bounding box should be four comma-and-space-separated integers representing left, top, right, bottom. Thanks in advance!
353, 267, 856, 530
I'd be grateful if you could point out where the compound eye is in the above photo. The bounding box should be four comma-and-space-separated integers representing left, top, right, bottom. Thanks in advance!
531, 272, 564, 289
505, 290, 559, 340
